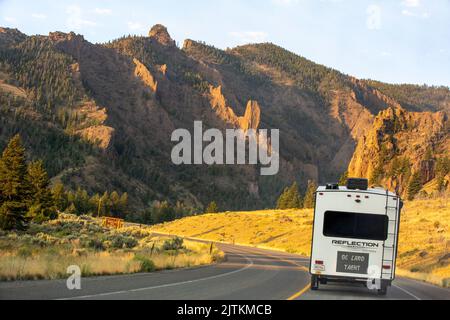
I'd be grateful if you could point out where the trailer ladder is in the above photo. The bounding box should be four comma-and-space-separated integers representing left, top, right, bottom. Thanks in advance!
382, 192, 399, 279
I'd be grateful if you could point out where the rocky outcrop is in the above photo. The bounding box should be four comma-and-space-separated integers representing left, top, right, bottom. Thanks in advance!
209, 85, 240, 127
148, 24, 175, 46
208, 85, 261, 131
0, 27, 26, 46
158, 64, 167, 75
49, 31, 85, 43
348, 106, 449, 195
75, 101, 114, 150
239, 101, 261, 131
133, 58, 158, 92
77, 125, 115, 150
350, 78, 402, 114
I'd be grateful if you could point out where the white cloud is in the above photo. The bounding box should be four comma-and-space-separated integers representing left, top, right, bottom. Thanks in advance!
400, 0, 429, 19
229, 31, 268, 44
4, 16, 17, 23
401, 9, 430, 18
272, 0, 300, 6
402, 9, 415, 16
366, 5, 382, 30
402, 0, 420, 7
31, 13, 47, 20
66, 5, 96, 30
94, 8, 112, 15
127, 21, 145, 32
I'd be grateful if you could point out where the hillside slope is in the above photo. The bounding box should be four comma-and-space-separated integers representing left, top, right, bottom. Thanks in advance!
0, 25, 449, 212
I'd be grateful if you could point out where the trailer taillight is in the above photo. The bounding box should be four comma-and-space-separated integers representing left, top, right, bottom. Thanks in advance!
383, 265, 391, 270
313, 260, 326, 272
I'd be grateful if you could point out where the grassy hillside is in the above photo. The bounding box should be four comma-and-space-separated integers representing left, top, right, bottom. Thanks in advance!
152, 198, 449, 287
0, 214, 223, 281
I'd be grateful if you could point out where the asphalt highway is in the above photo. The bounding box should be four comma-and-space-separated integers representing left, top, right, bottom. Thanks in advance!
0, 243, 449, 300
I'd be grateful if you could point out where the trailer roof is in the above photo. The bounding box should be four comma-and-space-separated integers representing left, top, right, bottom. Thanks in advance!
317, 186, 397, 197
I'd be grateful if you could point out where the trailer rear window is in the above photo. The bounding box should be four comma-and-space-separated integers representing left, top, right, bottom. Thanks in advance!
323, 211, 388, 241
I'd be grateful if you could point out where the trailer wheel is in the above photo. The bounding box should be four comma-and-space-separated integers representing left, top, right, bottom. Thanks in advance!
377, 282, 388, 296
311, 275, 319, 291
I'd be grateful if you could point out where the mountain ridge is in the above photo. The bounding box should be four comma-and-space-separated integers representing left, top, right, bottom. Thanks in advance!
0, 25, 448, 213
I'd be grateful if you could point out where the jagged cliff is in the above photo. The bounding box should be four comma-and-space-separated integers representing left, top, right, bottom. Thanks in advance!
0, 24, 449, 211
348, 107, 449, 196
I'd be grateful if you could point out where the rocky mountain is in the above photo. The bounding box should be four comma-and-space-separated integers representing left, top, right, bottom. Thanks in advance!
0, 25, 448, 212
348, 107, 449, 195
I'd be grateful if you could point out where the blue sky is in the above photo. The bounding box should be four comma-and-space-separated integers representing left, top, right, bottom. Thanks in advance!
1, 0, 449, 86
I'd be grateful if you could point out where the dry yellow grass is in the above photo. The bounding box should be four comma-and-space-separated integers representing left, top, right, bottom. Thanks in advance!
0, 215, 224, 281
152, 198, 449, 287
152, 209, 314, 255
0, 240, 223, 281
153, 209, 314, 255
396, 198, 449, 287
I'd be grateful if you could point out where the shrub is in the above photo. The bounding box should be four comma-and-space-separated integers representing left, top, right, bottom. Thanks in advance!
17, 247, 33, 258
86, 238, 105, 251
110, 235, 125, 249
108, 234, 138, 249
31, 233, 58, 247
123, 237, 138, 249
134, 255, 156, 273
162, 237, 184, 251
443, 278, 450, 288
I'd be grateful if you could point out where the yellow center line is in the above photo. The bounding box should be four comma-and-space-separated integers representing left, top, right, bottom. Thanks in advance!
288, 283, 311, 300
152, 234, 313, 300
255, 250, 311, 300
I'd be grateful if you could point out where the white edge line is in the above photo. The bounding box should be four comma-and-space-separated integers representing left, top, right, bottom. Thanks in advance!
57, 251, 254, 300
393, 284, 421, 301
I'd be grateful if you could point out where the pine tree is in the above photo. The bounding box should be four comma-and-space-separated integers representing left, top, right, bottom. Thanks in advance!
339, 171, 348, 186
276, 187, 290, 210
26, 160, 57, 223
99, 191, 110, 217
119, 193, 129, 218
303, 180, 318, 209
435, 157, 450, 192
0, 135, 30, 230
408, 171, 423, 201
370, 165, 384, 186
286, 182, 303, 209
110, 191, 120, 217
206, 201, 219, 214
89, 193, 101, 217
52, 182, 67, 212
276, 182, 303, 209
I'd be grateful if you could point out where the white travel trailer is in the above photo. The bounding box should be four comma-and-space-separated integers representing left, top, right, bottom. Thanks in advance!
309, 178, 403, 295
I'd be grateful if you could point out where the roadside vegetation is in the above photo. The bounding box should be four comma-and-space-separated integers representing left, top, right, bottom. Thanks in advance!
0, 214, 224, 281
152, 197, 449, 288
